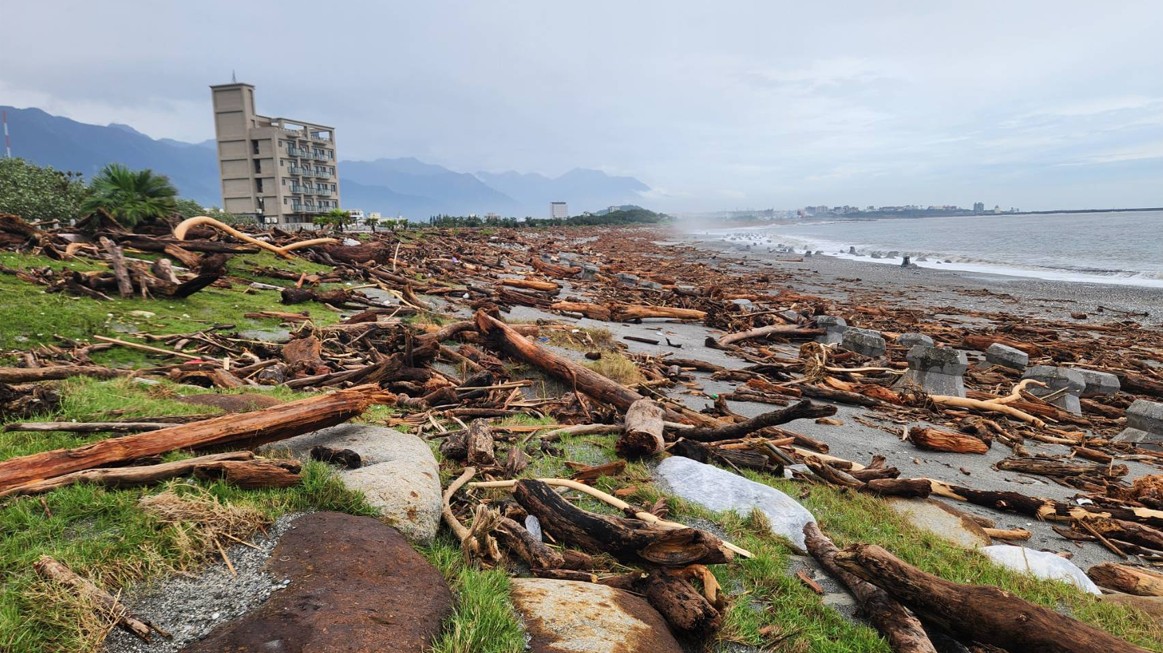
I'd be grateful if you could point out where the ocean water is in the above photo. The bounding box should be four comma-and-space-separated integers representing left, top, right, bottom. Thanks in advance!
706, 211, 1163, 287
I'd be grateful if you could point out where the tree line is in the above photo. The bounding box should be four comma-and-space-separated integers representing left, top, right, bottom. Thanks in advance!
428, 207, 669, 228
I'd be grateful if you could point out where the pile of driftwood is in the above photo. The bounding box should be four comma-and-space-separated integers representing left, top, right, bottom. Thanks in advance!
1, 214, 1162, 651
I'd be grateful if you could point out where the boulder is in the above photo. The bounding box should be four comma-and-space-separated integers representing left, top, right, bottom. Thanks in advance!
814, 316, 848, 345
1074, 368, 1120, 397
900, 344, 968, 398
510, 579, 683, 653
841, 328, 886, 358
897, 333, 934, 348
261, 424, 442, 543
655, 455, 815, 551
980, 545, 1100, 595
885, 498, 990, 549
1022, 366, 1085, 415
182, 512, 453, 652
985, 343, 1028, 371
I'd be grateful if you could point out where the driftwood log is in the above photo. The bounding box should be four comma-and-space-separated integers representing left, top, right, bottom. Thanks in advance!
513, 479, 733, 566
0, 365, 125, 384
681, 400, 837, 442
716, 324, 825, 348
34, 556, 168, 642
0, 385, 392, 495
804, 524, 936, 653
908, 427, 990, 454
1087, 563, 1163, 597
835, 544, 1149, 653
617, 399, 665, 457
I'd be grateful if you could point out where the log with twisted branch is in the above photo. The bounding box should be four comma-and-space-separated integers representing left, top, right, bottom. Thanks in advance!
173, 216, 339, 259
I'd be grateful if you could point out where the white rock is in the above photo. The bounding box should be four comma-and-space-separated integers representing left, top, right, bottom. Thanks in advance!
980, 545, 1100, 595
655, 456, 815, 551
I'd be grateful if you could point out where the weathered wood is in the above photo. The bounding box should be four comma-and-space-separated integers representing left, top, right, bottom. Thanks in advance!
99, 236, 134, 298
501, 278, 560, 293
682, 400, 837, 442
494, 517, 564, 570
0, 365, 124, 384
908, 427, 990, 454
617, 399, 665, 457
513, 479, 732, 566
1087, 563, 1163, 597
835, 543, 1149, 653
862, 478, 933, 499
34, 555, 167, 641
717, 324, 825, 348
3, 421, 173, 433
962, 334, 1041, 357
465, 420, 496, 467
0, 452, 254, 498
996, 456, 1128, 479
804, 523, 936, 653
0, 386, 392, 495
643, 569, 722, 635
192, 459, 302, 489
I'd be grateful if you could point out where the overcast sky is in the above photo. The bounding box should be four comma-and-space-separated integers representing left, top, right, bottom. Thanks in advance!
3, 1, 1161, 211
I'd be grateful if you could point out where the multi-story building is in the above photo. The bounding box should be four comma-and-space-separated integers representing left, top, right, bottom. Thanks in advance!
210, 83, 340, 226
550, 201, 569, 219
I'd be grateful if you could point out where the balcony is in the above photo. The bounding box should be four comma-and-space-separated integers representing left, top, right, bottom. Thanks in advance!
315, 188, 333, 197
287, 148, 310, 158
289, 167, 308, 176
312, 150, 332, 161
289, 184, 307, 193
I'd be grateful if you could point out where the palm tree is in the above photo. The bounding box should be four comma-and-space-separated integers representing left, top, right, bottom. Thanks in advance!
81, 164, 178, 228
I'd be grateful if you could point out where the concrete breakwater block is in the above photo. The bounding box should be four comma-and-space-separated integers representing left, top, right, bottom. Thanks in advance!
1074, 368, 1120, 397
1022, 366, 1085, 415
655, 455, 815, 551
897, 332, 933, 348
841, 327, 886, 358
985, 343, 1028, 371
980, 545, 1100, 595
182, 512, 453, 652
510, 579, 683, 653
814, 316, 847, 345
1117, 399, 1163, 445
900, 344, 968, 398
260, 424, 442, 544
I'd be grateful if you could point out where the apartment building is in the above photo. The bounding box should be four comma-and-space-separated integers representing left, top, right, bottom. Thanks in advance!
210, 83, 339, 226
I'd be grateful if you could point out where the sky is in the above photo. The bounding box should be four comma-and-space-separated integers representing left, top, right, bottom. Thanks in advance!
2, 1, 1161, 212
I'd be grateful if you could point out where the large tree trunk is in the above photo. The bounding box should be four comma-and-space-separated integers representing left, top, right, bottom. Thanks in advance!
834, 543, 1149, 653
617, 399, 665, 457
513, 479, 733, 566
804, 524, 936, 653
0, 385, 392, 495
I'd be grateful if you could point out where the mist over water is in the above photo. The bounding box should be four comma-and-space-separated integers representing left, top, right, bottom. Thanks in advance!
706, 211, 1163, 287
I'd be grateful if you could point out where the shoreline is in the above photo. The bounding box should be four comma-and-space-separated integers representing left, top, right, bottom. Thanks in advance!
674, 229, 1163, 325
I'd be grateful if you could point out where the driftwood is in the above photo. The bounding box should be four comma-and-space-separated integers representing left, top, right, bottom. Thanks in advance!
908, 427, 990, 454
0, 385, 392, 495
192, 458, 302, 489
3, 421, 174, 433
0, 365, 124, 384
804, 524, 936, 653
716, 324, 824, 348
643, 569, 722, 635
551, 301, 706, 322
996, 457, 1128, 479
835, 544, 1149, 653
1087, 562, 1163, 596
0, 452, 254, 498
617, 399, 665, 457
513, 479, 733, 566
173, 216, 337, 258
494, 517, 565, 570
34, 555, 168, 642
681, 400, 837, 442
99, 236, 134, 298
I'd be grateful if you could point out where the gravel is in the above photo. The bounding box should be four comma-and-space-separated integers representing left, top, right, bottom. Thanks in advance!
103, 513, 305, 653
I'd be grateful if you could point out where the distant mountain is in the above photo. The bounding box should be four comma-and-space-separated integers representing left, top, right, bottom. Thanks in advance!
475, 168, 650, 216
1, 106, 652, 218
2, 107, 221, 205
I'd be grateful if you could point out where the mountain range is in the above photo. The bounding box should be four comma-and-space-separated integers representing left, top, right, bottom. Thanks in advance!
0, 106, 650, 217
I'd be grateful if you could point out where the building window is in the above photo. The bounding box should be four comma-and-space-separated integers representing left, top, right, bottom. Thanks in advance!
256, 179, 264, 193
251, 139, 260, 155
253, 159, 261, 174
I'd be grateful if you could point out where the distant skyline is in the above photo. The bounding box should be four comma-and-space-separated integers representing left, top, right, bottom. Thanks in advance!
2, 1, 1161, 212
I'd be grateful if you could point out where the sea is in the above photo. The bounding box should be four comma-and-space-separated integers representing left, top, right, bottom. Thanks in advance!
703, 210, 1163, 288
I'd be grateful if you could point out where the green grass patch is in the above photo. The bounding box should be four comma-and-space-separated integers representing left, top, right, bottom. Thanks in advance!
422, 533, 525, 653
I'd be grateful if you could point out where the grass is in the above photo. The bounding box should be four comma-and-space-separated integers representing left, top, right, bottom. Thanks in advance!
584, 351, 646, 385
0, 251, 341, 356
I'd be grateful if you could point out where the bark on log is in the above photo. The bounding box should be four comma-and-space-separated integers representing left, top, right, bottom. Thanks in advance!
465, 420, 497, 467
643, 569, 722, 635
617, 399, 665, 458
494, 517, 565, 570
834, 543, 1149, 653
0, 385, 392, 495
962, 334, 1042, 357
682, 400, 837, 442
192, 459, 302, 489
501, 278, 560, 293
34, 555, 167, 641
996, 457, 1128, 479
99, 236, 134, 298
804, 524, 936, 653
929, 481, 1163, 528
513, 479, 732, 566
1087, 563, 1163, 597
862, 478, 933, 499
550, 301, 612, 320
908, 427, 990, 454
3, 421, 174, 433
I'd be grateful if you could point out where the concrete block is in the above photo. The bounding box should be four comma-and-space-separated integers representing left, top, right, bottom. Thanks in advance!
1022, 366, 1085, 415
779, 310, 802, 324
985, 343, 1028, 371
1074, 368, 1120, 397
897, 333, 933, 348
615, 272, 639, 286
814, 316, 847, 345
841, 328, 887, 358
900, 344, 968, 397
578, 263, 600, 281
731, 298, 754, 312
1127, 399, 1163, 434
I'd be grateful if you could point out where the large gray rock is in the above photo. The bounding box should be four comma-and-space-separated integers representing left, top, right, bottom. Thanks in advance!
815, 316, 848, 345
510, 579, 683, 653
985, 343, 1028, 371
1022, 366, 1085, 415
897, 333, 933, 348
980, 545, 1100, 595
1074, 368, 1121, 397
261, 424, 442, 544
1117, 399, 1163, 445
885, 498, 990, 549
900, 344, 968, 397
841, 328, 886, 358
655, 456, 815, 551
